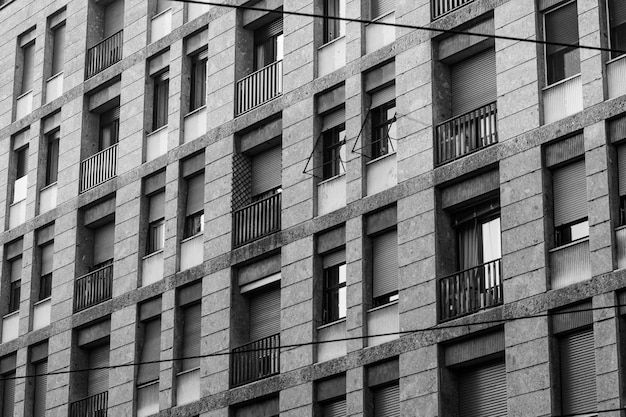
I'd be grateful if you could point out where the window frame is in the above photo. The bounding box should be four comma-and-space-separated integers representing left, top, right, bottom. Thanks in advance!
370, 99, 397, 160
146, 218, 165, 254
321, 124, 346, 180
543, 0, 581, 86
607, 0, 626, 59
322, 262, 347, 324
323, 0, 346, 44
189, 52, 207, 112
152, 72, 170, 131
45, 129, 60, 186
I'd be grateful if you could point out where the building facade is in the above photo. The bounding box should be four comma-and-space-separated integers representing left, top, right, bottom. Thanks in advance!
0, 0, 625, 416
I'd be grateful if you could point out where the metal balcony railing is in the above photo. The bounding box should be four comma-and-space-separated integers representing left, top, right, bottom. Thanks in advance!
80, 144, 118, 193
432, 0, 475, 19
236, 60, 283, 115
86, 30, 123, 79
233, 192, 281, 247
74, 264, 113, 312
436, 102, 497, 165
230, 333, 280, 387
439, 258, 503, 321
69, 392, 108, 417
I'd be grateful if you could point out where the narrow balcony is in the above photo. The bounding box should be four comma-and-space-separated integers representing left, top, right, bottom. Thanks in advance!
69, 392, 108, 417
230, 333, 280, 387
439, 258, 503, 321
236, 60, 283, 116
233, 192, 281, 247
80, 144, 118, 193
74, 264, 113, 312
86, 30, 123, 79
432, 0, 475, 19
550, 238, 590, 289
436, 102, 497, 165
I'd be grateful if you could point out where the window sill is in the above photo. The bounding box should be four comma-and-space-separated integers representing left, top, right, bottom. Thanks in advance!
181, 233, 203, 244
543, 73, 581, 91
607, 53, 626, 65
16, 89, 33, 100
317, 318, 346, 330
40, 182, 57, 192
34, 297, 51, 307
152, 7, 172, 20
147, 124, 168, 137
184, 105, 207, 118
319, 35, 346, 50
318, 173, 346, 186
143, 249, 164, 260
367, 10, 394, 24
367, 299, 398, 313
176, 367, 200, 377
47, 71, 64, 83
366, 151, 396, 165
549, 236, 589, 253
3, 310, 19, 320
137, 380, 159, 389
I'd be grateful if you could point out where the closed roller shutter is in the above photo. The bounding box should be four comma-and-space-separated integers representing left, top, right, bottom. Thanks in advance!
322, 398, 346, 417
553, 159, 587, 227
51, 24, 65, 75
458, 361, 507, 417
560, 329, 597, 415
371, 0, 394, 19
249, 285, 281, 341
618, 145, 626, 196
138, 319, 161, 385
33, 361, 48, 417
610, 0, 626, 27
373, 383, 400, 417
88, 345, 110, 396
372, 230, 398, 299
2, 373, 15, 417
323, 249, 346, 268
94, 223, 114, 265
370, 84, 395, 109
149, 192, 165, 222
181, 303, 201, 371
186, 174, 204, 215
251, 146, 282, 196
451, 49, 497, 116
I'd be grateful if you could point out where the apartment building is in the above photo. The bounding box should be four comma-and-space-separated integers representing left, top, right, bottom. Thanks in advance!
0, 0, 624, 416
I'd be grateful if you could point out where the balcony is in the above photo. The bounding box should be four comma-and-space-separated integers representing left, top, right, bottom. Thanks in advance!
74, 264, 113, 312
543, 74, 583, 124
233, 192, 281, 247
436, 102, 497, 165
69, 392, 108, 417
80, 144, 118, 193
86, 30, 123, 79
236, 60, 283, 116
432, 0, 474, 19
439, 258, 503, 321
550, 238, 590, 289
230, 333, 280, 386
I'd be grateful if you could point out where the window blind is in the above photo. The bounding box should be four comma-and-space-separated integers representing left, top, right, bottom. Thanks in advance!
138, 318, 161, 385
21, 43, 35, 94
40, 243, 54, 275
373, 383, 400, 417
618, 145, 626, 196
371, 0, 394, 19
545, 2, 579, 54
458, 361, 507, 417
149, 192, 165, 222
321, 398, 347, 417
450, 48, 497, 116
94, 223, 114, 265
88, 344, 110, 396
10, 257, 22, 282
372, 230, 398, 299
370, 84, 395, 109
251, 146, 282, 196
186, 174, 204, 215
552, 159, 587, 227
2, 372, 15, 417
33, 361, 48, 417
249, 285, 281, 341
323, 249, 346, 268
610, 0, 626, 27
560, 329, 597, 415
51, 23, 65, 76
181, 303, 201, 371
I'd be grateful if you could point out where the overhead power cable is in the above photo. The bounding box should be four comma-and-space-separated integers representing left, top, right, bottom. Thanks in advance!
2, 302, 624, 381
172, 0, 625, 55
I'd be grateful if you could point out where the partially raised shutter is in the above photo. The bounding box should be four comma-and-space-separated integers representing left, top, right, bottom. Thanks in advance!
138, 319, 161, 385
88, 345, 110, 396
322, 398, 347, 417
618, 145, 626, 196
370, 84, 395, 109
249, 285, 281, 341
51, 24, 65, 75
560, 329, 597, 415
181, 304, 201, 371
22, 43, 35, 93
251, 146, 282, 196
149, 192, 165, 222
186, 174, 204, 215
94, 223, 114, 265
256, 19, 283, 41
33, 361, 48, 417
553, 159, 587, 227
323, 249, 346, 268
458, 361, 507, 417
610, 0, 626, 27
322, 108, 345, 131
451, 49, 497, 116
2, 373, 15, 417
372, 230, 398, 299
373, 383, 400, 417
371, 0, 394, 19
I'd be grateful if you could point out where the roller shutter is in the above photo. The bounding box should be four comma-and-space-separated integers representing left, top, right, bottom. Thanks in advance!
2, 373, 15, 417
21, 43, 35, 94
451, 49, 497, 116
370, 84, 395, 109
88, 345, 110, 396
251, 146, 282, 196
323, 108, 345, 131
373, 383, 400, 417
322, 398, 347, 417
256, 19, 283, 40
51, 24, 65, 76
249, 285, 281, 341
181, 303, 201, 371
371, 0, 394, 19
138, 319, 161, 385
149, 192, 165, 222
94, 223, 114, 265
372, 230, 398, 299
618, 145, 626, 196
33, 361, 48, 417
560, 329, 597, 415
104, 0, 124, 36
323, 249, 346, 268
186, 174, 204, 215
458, 361, 507, 417
552, 159, 587, 227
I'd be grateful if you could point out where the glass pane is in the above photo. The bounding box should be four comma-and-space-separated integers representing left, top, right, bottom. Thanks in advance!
571, 220, 589, 241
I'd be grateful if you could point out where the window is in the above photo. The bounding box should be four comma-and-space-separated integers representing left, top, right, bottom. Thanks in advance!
15, 145, 28, 180
608, 0, 626, 59
99, 107, 120, 150
44, 130, 59, 186
152, 72, 169, 131
322, 124, 346, 180
19, 40, 35, 95
616, 143, 626, 225
137, 314, 161, 417
371, 0, 394, 19
30, 342, 48, 417
189, 51, 207, 112
251, 145, 282, 201
322, 251, 346, 324
86, 344, 110, 397
370, 98, 396, 160
183, 173, 204, 239
544, 1, 580, 85
371, 229, 398, 307
176, 292, 201, 405
552, 159, 588, 246
254, 19, 284, 70
146, 191, 165, 254
38, 243, 54, 301
454, 202, 501, 271
323, 0, 346, 43
8, 256, 22, 314
316, 374, 346, 417
367, 359, 399, 417
0, 354, 16, 417
50, 21, 65, 77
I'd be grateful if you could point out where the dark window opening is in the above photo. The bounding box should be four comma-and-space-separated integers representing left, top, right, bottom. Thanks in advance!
371, 100, 396, 159
322, 125, 346, 180
322, 263, 346, 324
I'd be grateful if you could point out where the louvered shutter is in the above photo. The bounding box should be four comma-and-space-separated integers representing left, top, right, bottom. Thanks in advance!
181, 304, 201, 371
560, 329, 597, 415
251, 146, 282, 196
458, 361, 507, 417
94, 223, 114, 265
323, 249, 346, 268
372, 230, 398, 299
2, 373, 15, 417
371, 0, 394, 19
138, 318, 161, 385
149, 192, 165, 222
186, 174, 204, 215
51, 24, 65, 75
618, 145, 626, 196
322, 398, 347, 417
373, 383, 400, 417
451, 49, 497, 116
249, 286, 281, 341
553, 160, 587, 227
370, 84, 395, 109
22, 43, 35, 94
33, 361, 48, 417
88, 345, 110, 396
